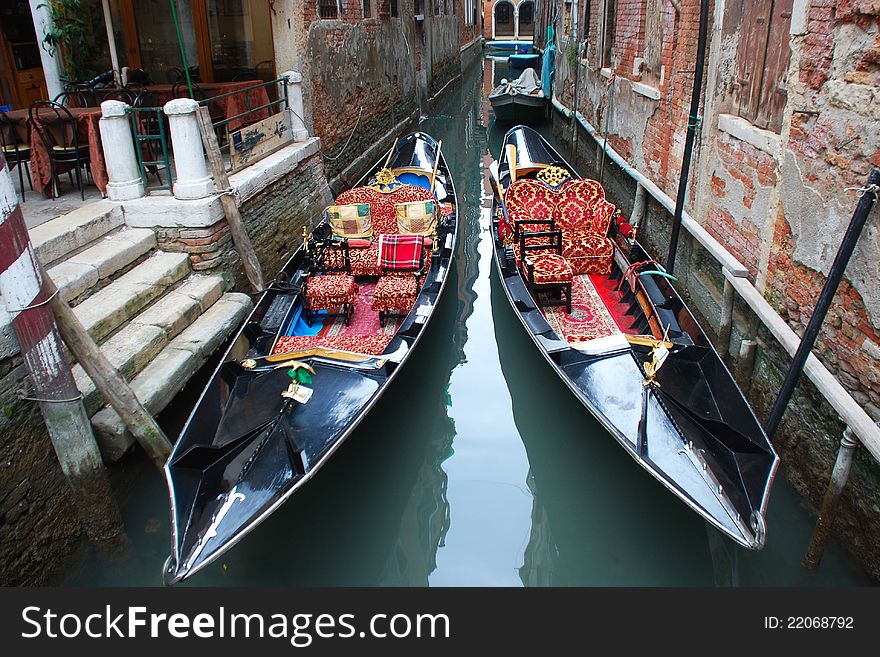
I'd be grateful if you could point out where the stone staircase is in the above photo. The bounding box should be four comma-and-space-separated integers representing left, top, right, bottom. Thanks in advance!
17, 201, 252, 462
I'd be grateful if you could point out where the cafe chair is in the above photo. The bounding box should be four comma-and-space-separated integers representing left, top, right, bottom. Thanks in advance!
53, 90, 91, 108
0, 109, 33, 201
28, 100, 92, 201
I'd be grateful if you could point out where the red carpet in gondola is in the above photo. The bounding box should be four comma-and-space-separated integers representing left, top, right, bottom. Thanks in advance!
588, 274, 641, 335
540, 275, 621, 343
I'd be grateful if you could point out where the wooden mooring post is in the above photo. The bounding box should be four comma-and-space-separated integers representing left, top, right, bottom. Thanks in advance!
196, 106, 264, 293
40, 271, 172, 470
0, 159, 123, 545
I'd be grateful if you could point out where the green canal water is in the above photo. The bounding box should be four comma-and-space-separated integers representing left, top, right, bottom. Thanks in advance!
66, 58, 873, 586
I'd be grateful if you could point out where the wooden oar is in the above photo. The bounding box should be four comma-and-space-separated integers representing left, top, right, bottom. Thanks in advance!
506, 143, 518, 183
429, 140, 443, 193
383, 136, 399, 169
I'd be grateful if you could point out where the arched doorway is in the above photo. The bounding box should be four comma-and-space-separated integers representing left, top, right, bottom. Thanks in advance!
494, 1, 515, 38
518, 1, 535, 38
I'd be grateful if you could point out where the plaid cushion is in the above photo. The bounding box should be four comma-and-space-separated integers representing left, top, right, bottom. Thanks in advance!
377, 234, 424, 271
326, 203, 373, 238
395, 200, 437, 235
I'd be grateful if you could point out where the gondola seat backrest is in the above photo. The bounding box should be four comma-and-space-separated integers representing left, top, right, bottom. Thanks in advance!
503, 177, 617, 276
331, 184, 437, 276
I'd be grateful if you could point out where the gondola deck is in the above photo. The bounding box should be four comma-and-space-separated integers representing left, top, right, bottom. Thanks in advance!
163, 133, 457, 584
489, 125, 778, 550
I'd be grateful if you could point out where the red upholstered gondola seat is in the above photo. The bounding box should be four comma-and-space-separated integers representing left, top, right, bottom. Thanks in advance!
333, 184, 438, 276
372, 273, 419, 313
556, 179, 616, 275
305, 274, 358, 310
503, 177, 617, 276
523, 252, 573, 285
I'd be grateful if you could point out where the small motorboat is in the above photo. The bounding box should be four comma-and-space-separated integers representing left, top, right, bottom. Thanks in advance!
488, 125, 778, 550
163, 132, 458, 584
489, 68, 549, 124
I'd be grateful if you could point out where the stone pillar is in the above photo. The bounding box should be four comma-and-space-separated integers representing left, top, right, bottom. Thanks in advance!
28, 0, 63, 101
513, 6, 519, 40
99, 101, 145, 201
282, 71, 309, 142
164, 98, 214, 200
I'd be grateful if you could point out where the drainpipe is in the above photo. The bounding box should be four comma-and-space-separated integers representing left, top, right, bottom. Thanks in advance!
666, 0, 709, 275
28, 0, 63, 100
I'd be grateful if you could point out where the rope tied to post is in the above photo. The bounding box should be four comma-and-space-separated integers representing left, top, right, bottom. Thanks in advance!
844, 183, 879, 198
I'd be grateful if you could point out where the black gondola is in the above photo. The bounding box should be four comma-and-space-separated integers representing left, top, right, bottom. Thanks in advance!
488, 125, 778, 550
163, 132, 457, 584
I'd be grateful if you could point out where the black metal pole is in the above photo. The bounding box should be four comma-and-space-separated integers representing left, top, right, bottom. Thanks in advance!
666, 0, 710, 274
764, 169, 880, 438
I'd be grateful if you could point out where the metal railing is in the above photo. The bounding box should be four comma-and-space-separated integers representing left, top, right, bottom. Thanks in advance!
196, 77, 290, 173
127, 106, 172, 191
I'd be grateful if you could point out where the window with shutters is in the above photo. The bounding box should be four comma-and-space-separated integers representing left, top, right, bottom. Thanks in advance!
731, 0, 793, 133
318, 0, 339, 19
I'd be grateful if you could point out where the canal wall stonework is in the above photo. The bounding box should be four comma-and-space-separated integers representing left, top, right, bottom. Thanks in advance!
548, 0, 880, 578
0, 359, 81, 586
302, 3, 469, 182
156, 150, 332, 292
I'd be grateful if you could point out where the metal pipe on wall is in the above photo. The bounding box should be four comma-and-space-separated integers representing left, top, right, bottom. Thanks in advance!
666, 0, 710, 275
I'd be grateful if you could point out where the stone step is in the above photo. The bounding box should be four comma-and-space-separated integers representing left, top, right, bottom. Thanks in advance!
73, 274, 226, 415
91, 292, 252, 462
72, 251, 191, 343
47, 227, 158, 303
29, 200, 123, 267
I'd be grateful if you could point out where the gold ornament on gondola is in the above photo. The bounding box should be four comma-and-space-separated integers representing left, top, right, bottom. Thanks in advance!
370, 167, 402, 193
537, 165, 572, 188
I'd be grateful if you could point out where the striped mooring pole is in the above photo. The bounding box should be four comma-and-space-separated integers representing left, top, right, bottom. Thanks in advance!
0, 155, 123, 545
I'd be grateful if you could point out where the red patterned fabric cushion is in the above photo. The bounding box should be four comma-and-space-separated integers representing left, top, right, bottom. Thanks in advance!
273, 334, 393, 356
378, 233, 424, 270
335, 186, 398, 235
562, 234, 614, 275
524, 253, 573, 284
335, 184, 438, 236
372, 274, 419, 312
305, 274, 358, 310
504, 179, 557, 234
504, 177, 616, 276
347, 244, 381, 276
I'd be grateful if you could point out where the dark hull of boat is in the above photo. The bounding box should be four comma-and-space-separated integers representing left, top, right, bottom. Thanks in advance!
508, 54, 541, 71
489, 93, 548, 123
163, 133, 458, 584
490, 125, 778, 549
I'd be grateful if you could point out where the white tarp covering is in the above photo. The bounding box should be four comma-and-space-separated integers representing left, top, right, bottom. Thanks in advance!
490, 68, 544, 98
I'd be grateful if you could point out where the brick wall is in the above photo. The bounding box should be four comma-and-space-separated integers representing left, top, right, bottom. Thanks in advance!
304, 3, 463, 180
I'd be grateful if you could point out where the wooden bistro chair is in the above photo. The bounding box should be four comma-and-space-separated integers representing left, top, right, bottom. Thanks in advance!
518, 226, 573, 314
0, 109, 33, 200
371, 234, 426, 327
28, 100, 92, 200
302, 236, 358, 327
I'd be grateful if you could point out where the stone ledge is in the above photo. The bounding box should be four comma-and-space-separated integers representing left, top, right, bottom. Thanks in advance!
717, 113, 781, 158
631, 81, 661, 101
118, 137, 322, 228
